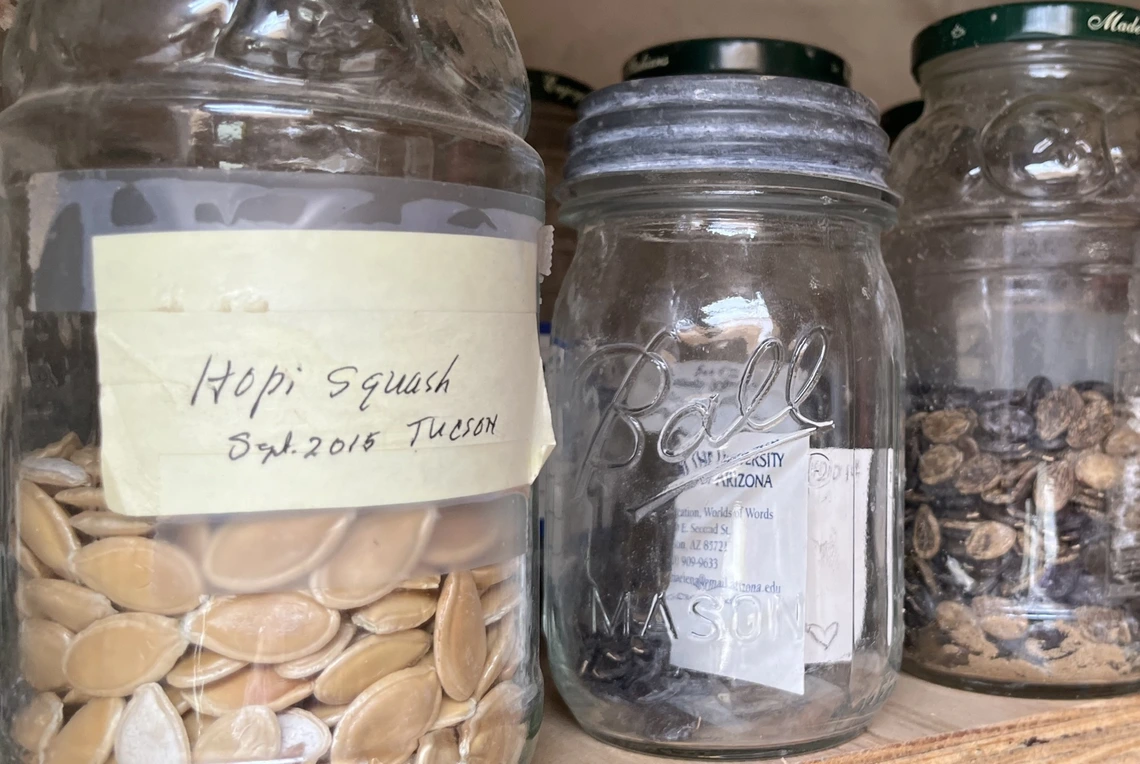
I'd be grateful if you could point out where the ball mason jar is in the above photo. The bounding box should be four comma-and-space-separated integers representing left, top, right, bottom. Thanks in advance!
0, 2, 553, 763
886, 2, 1140, 697
543, 40, 905, 759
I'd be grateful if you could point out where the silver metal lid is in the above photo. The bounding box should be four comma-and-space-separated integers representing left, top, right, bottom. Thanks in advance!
562, 74, 895, 200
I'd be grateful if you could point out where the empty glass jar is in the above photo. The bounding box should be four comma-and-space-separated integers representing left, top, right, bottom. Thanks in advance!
544, 39, 904, 759
0, 2, 552, 763
887, 2, 1140, 697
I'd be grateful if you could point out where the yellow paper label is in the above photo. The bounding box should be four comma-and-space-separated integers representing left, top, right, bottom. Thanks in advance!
93, 230, 556, 517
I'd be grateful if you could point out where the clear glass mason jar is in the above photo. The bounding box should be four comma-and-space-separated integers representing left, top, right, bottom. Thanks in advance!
543, 40, 905, 759
0, 2, 552, 763
886, 2, 1140, 697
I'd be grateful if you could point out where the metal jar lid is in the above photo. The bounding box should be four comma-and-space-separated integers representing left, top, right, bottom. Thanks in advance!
561, 75, 894, 200
622, 37, 850, 86
912, 2, 1140, 77
527, 69, 592, 110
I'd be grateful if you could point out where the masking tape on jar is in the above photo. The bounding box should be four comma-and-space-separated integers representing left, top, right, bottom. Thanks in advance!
93, 229, 555, 517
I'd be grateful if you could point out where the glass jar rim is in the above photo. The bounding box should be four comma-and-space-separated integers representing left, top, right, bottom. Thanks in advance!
557, 171, 899, 229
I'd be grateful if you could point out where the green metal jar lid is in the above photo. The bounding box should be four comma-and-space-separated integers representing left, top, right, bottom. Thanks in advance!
527, 69, 592, 110
621, 38, 851, 86
913, 2, 1140, 76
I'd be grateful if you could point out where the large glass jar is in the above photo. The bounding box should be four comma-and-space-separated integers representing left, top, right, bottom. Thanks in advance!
886, 2, 1140, 697
0, 2, 553, 763
544, 39, 904, 759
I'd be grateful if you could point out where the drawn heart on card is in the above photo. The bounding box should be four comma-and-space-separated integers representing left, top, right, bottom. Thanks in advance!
806, 622, 840, 650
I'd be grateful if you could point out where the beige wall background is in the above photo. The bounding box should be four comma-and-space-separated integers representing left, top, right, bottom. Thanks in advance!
500, 0, 1120, 110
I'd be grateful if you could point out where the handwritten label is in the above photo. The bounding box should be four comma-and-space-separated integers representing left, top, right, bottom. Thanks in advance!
94, 230, 556, 517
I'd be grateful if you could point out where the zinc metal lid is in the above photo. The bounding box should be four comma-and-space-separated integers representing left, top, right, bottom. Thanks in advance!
562, 74, 894, 199
526, 69, 592, 110
622, 37, 851, 86
912, 2, 1140, 77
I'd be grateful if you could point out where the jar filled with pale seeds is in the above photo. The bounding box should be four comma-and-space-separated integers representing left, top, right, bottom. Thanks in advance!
0, 2, 554, 763
887, 2, 1140, 697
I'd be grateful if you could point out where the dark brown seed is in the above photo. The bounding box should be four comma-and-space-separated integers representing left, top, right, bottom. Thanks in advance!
1104, 426, 1140, 457
1000, 460, 1037, 489
912, 505, 941, 560
1034, 460, 1075, 514
954, 455, 1003, 495
1035, 387, 1084, 441
919, 445, 963, 485
957, 436, 980, 461
964, 521, 1016, 560
1074, 451, 1124, 492
1067, 397, 1114, 450
922, 410, 973, 444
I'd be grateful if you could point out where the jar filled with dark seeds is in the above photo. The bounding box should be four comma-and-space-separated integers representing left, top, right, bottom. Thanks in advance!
544, 38, 903, 758
887, 2, 1140, 697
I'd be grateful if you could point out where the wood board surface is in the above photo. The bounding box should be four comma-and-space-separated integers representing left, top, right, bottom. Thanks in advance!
533, 674, 1139, 763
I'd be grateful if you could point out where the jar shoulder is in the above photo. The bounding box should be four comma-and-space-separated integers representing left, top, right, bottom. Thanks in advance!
889, 93, 1140, 218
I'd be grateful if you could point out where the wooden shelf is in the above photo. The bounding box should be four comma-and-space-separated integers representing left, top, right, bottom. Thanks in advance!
533, 674, 1140, 763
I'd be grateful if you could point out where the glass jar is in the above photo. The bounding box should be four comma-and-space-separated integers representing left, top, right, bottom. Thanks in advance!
526, 70, 591, 345
543, 39, 904, 759
886, 2, 1140, 697
0, 2, 553, 763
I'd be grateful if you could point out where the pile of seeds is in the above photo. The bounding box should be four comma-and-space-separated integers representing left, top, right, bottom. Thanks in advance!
11, 433, 532, 764
904, 378, 1140, 688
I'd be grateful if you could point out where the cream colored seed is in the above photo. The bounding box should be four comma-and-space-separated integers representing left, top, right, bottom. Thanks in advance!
54, 487, 109, 512
166, 649, 247, 689
202, 511, 353, 593
18, 540, 54, 579
31, 432, 82, 460
63, 613, 187, 697
471, 558, 521, 592
12, 692, 64, 756
467, 722, 528, 764
165, 686, 191, 715
182, 712, 214, 748
115, 683, 191, 764
41, 697, 124, 764
310, 508, 437, 610
70, 536, 204, 615
19, 480, 82, 579
192, 706, 280, 764
69, 446, 102, 484
422, 495, 525, 571
63, 688, 94, 705
22, 456, 92, 488
181, 592, 340, 664
276, 622, 355, 680
314, 629, 432, 706
416, 728, 461, 764
400, 574, 442, 591
476, 615, 519, 700
430, 698, 476, 732
480, 579, 523, 626
70, 510, 155, 538
307, 700, 349, 728
182, 666, 313, 716
461, 682, 527, 744
331, 664, 442, 764
353, 590, 437, 636
170, 522, 212, 562
21, 578, 117, 633
434, 572, 487, 701
278, 708, 332, 764
20, 618, 74, 692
